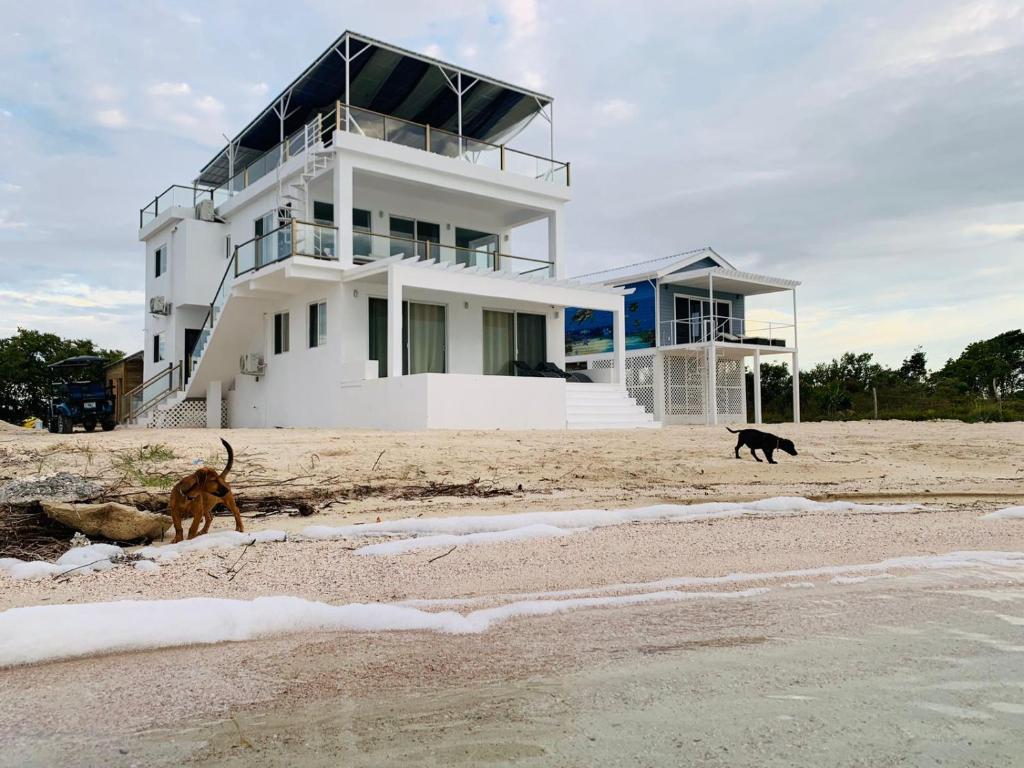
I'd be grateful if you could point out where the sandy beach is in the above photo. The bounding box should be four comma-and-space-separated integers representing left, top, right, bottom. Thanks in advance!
2, 420, 1024, 766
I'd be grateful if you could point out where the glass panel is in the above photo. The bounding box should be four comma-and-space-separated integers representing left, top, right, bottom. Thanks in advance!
246, 145, 282, 185
407, 303, 446, 374
347, 107, 385, 140
483, 310, 515, 376
427, 128, 460, 158
516, 313, 547, 370
455, 228, 497, 269
368, 298, 388, 377
416, 221, 440, 260
293, 222, 337, 259
459, 137, 501, 170
353, 208, 372, 260
389, 217, 416, 259
385, 116, 426, 150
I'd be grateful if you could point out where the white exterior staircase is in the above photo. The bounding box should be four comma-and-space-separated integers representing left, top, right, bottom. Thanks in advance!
565, 383, 660, 429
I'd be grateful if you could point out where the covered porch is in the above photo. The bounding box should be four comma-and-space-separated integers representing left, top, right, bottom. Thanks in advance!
658, 266, 801, 426
331, 256, 633, 430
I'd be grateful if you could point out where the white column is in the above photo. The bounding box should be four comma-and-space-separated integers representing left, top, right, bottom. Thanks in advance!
334, 154, 353, 267
547, 208, 565, 279
791, 288, 800, 423
707, 345, 718, 426
387, 268, 403, 378
652, 351, 665, 422
547, 310, 565, 368
752, 348, 762, 425
612, 307, 626, 386
792, 351, 801, 424
206, 380, 222, 429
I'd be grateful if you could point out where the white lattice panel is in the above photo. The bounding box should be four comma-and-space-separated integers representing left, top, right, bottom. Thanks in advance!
715, 358, 745, 417
586, 353, 656, 414
148, 399, 227, 429
664, 354, 705, 416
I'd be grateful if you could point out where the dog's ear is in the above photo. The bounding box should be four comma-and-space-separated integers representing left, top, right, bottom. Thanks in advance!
177, 473, 201, 498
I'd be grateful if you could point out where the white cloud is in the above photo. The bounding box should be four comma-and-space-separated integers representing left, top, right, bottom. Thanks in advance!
504, 0, 539, 40
422, 43, 444, 59
459, 44, 478, 60
178, 11, 202, 25
247, 82, 269, 96
1, 182, 22, 193
92, 84, 119, 102
194, 94, 224, 113
0, 209, 27, 230
597, 98, 637, 122
147, 82, 192, 96
94, 108, 127, 128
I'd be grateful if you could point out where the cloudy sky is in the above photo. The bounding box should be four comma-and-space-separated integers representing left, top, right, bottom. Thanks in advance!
1, 0, 1021, 368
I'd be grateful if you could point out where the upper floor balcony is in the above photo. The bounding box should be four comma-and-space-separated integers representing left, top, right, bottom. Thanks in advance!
210, 101, 569, 204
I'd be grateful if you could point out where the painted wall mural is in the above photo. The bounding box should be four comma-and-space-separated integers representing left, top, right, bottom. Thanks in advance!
565, 280, 656, 356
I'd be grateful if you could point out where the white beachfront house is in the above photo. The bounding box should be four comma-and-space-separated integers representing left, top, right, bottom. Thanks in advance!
564, 248, 801, 426
132, 31, 654, 431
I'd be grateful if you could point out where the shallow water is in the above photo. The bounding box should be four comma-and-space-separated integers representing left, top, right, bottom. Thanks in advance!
133, 573, 1024, 767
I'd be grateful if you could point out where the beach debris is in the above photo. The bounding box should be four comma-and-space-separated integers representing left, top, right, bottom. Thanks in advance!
41, 501, 172, 542
0, 472, 101, 504
69, 532, 91, 548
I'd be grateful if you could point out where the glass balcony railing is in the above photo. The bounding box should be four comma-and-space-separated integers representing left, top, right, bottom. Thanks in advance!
358, 232, 553, 277
204, 101, 570, 205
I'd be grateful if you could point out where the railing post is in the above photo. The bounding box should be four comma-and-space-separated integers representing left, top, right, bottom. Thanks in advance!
500, 145, 506, 171
566, 162, 571, 186
336, 100, 341, 135
425, 124, 431, 152
317, 113, 323, 143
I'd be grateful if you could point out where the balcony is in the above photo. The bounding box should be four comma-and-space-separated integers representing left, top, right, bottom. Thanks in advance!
660, 316, 793, 348
355, 232, 553, 277
210, 101, 570, 204
139, 185, 223, 229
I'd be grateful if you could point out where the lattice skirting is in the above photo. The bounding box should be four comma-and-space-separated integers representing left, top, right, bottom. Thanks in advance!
147, 399, 227, 429
583, 351, 746, 423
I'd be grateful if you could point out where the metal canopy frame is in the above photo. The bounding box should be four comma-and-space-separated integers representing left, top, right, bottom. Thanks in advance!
196, 30, 554, 187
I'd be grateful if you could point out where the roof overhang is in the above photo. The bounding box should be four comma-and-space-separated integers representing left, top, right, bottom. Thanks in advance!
197, 31, 552, 187
576, 247, 737, 286
660, 267, 800, 295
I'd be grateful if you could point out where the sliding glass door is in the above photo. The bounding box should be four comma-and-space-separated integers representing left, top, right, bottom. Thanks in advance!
368, 298, 446, 376
483, 310, 515, 375
483, 310, 547, 375
674, 296, 731, 343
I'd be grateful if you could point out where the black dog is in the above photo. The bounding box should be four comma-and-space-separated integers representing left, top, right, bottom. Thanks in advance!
726, 428, 798, 464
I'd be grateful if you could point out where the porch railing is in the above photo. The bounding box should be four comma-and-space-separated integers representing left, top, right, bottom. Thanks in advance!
122, 362, 183, 421
139, 184, 222, 228
210, 100, 569, 203
189, 220, 339, 375
357, 231, 553, 276
660, 316, 793, 347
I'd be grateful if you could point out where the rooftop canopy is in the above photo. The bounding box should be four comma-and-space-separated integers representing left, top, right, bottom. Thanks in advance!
197, 31, 553, 187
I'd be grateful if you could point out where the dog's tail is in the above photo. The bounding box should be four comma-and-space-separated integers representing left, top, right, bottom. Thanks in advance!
725, 427, 740, 434
219, 438, 234, 479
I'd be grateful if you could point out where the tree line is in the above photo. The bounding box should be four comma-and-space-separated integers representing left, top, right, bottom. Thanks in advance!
750, 330, 1024, 423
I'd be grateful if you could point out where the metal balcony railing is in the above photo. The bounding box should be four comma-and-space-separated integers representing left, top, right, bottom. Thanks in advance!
660, 316, 793, 347
356, 231, 553, 276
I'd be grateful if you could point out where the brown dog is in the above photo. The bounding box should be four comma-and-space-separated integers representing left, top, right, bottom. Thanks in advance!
168, 438, 243, 543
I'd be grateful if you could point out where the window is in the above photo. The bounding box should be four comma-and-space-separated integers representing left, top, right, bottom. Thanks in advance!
455, 228, 498, 269
353, 208, 372, 259
389, 216, 440, 260
154, 245, 166, 278
308, 301, 326, 348
273, 312, 290, 355
153, 332, 165, 363
313, 201, 335, 224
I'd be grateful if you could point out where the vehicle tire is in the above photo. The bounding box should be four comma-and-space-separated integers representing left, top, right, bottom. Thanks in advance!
101, 419, 116, 432
58, 414, 73, 434
83, 417, 97, 433
47, 417, 58, 433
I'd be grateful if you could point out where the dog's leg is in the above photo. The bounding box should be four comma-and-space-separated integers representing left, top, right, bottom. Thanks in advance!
223, 491, 245, 533
186, 504, 204, 540
170, 507, 184, 544
200, 498, 214, 535
750, 447, 763, 462
766, 447, 777, 465
734, 438, 742, 459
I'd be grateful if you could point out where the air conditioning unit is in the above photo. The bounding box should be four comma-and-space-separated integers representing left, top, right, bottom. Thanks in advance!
149, 296, 171, 315
239, 353, 266, 377
196, 198, 216, 222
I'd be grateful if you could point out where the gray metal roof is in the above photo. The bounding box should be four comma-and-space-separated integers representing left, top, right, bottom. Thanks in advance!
574, 248, 733, 285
